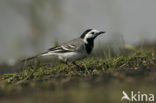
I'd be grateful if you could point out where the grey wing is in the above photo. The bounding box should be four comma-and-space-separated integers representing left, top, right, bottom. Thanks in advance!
40, 46, 74, 56
48, 38, 84, 53
61, 38, 85, 52
48, 46, 74, 53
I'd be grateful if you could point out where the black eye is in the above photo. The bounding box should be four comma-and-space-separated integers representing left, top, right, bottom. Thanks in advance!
91, 32, 95, 34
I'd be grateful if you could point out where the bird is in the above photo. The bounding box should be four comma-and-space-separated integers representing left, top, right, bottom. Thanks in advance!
22, 29, 105, 64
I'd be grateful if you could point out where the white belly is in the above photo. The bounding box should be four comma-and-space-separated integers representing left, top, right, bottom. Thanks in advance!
58, 52, 87, 62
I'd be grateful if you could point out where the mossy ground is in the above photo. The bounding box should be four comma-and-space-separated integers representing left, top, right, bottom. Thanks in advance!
0, 48, 156, 103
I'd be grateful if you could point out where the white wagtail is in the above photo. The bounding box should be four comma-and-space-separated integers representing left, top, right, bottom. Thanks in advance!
22, 29, 105, 64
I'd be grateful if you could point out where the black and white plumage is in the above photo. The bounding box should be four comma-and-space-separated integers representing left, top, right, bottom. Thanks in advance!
23, 29, 105, 62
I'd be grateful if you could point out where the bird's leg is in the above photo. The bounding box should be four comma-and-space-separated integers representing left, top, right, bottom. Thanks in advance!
65, 61, 71, 67
72, 61, 81, 68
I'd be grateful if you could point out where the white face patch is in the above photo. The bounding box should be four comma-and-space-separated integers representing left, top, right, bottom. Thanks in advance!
84, 29, 100, 43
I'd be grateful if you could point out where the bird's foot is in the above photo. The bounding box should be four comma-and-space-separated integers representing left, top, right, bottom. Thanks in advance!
72, 62, 82, 68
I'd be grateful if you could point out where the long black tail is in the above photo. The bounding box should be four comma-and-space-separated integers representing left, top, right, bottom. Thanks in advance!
21, 51, 48, 62
21, 55, 40, 62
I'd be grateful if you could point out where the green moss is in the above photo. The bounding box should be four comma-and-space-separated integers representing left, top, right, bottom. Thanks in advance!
0, 49, 156, 103
0, 49, 155, 82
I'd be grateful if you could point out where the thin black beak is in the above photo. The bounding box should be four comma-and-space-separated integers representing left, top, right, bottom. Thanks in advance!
99, 31, 105, 34
96, 31, 106, 36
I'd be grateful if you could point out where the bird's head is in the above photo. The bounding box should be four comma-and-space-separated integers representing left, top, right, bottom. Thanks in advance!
80, 29, 105, 43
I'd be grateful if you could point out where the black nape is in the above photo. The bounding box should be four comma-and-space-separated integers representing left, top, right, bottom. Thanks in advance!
80, 29, 92, 39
